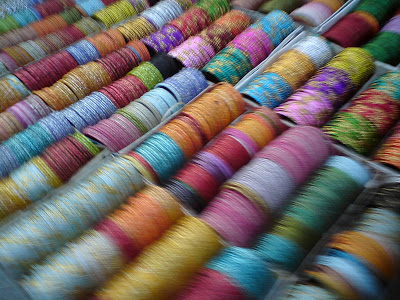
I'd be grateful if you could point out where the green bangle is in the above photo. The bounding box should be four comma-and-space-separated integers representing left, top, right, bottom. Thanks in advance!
73, 131, 101, 156
128, 62, 164, 90
116, 109, 148, 134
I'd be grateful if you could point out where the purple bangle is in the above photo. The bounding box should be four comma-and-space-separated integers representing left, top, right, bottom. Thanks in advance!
191, 159, 226, 184
7, 105, 29, 128
19, 101, 41, 121
160, 25, 185, 51
222, 127, 260, 155
168, 36, 215, 69
142, 25, 185, 53
381, 15, 400, 34
196, 151, 234, 179
275, 66, 356, 127
25, 94, 53, 118
0, 52, 19, 71
230, 28, 274, 67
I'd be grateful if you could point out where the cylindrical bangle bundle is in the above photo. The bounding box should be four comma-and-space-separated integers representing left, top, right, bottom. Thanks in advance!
374, 122, 400, 169
93, 0, 150, 28
21, 185, 184, 299
178, 164, 370, 300
75, 0, 105, 16
287, 190, 400, 300
33, 39, 148, 111
0, 10, 39, 35
83, 68, 207, 152
195, 0, 230, 22
94, 216, 223, 300
168, 9, 252, 69
0, 155, 145, 278
323, 0, 400, 47
0, 28, 129, 113
140, 0, 185, 29
275, 47, 375, 127
291, 0, 345, 27
0, 7, 82, 49
0, 111, 75, 177
258, 0, 305, 14
323, 71, 400, 155
116, 16, 157, 40
62, 54, 180, 133
168, 6, 212, 40
0, 131, 100, 219
0, 17, 101, 72
116, 0, 192, 40
198, 126, 332, 247
36, 0, 75, 18
165, 107, 286, 212
13, 50, 79, 91
240, 35, 333, 108
141, 0, 228, 54
0, 94, 52, 142
0, 74, 30, 112
363, 15, 400, 65
142, 24, 186, 53
125, 83, 245, 183
177, 127, 333, 300
1, 0, 77, 34
254, 156, 371, 272
202, 10, 296, 85
178, 247, 276, 300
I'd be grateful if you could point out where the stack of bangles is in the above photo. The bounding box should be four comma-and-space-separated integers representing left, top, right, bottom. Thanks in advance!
0, 131, 100, 218
141, 0, 231, 54
93, 0, 150, 28
0, 17, 101, 74
240, 35, 333, 108
82, 67, 208, 152
164, 107, 285, 212
168, 9, 252, 69
290, 0, 344, 27
285, 185, 400, 300
363, 13, 400, 65
0, 0, 76, 35
202, 10, 296, 85
0, 0, 196, 113
323, 71, 400, 155
323, 0, 400, 47
176, 155, 370, 300
275, 47, 375, 127
0, 7, 83, 49
0, 53, 183, 177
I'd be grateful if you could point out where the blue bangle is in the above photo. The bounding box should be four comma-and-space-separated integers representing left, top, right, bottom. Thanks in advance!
207, 247, 276, 299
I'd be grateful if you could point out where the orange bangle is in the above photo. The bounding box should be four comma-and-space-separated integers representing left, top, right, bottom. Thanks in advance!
160, 123, 197, 159
212, 82, 246, 115
353, 11, 379, 34
166, 118, 204, 153
307, 267, 361, 300
328, 231, 395, 279
232, 117, 274, 148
